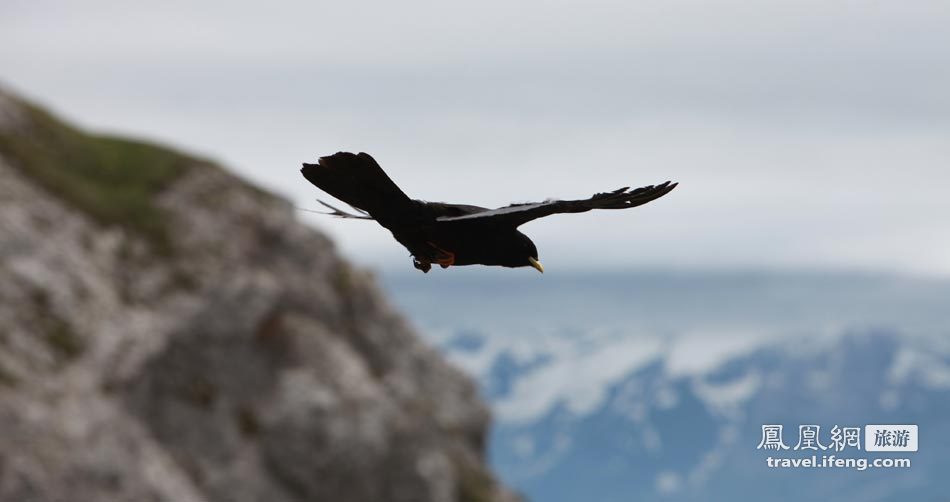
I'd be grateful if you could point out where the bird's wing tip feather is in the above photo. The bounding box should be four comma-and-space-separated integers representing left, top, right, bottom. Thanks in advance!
314, 199, 374, 220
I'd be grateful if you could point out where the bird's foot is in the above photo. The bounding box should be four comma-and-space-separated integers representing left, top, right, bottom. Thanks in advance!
426, 242, 456, 268
413, 257, 431, 273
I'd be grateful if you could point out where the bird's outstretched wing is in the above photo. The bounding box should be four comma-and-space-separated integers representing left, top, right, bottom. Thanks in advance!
436, 181, 677, 227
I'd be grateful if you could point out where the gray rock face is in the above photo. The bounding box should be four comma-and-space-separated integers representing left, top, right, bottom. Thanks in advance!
0, 89, 518, 502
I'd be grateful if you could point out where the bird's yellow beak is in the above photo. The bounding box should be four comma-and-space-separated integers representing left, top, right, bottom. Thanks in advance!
528, 256, 544, 274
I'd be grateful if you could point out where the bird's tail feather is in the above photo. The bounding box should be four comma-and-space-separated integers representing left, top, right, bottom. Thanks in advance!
301, 152, 414, 217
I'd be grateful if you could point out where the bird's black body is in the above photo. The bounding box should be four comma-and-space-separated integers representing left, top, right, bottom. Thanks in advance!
301, 152, 676, 273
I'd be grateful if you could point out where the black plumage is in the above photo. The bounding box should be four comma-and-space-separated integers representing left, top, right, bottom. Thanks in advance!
301, 152, 677, 273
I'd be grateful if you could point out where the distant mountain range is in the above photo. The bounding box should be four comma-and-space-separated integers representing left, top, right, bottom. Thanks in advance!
384, 270, 950, 501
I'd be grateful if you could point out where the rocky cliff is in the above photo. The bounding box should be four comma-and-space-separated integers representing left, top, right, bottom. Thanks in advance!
0, 88, 518, 502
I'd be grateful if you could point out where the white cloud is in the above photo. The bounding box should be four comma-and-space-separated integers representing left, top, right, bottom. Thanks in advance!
493, 334, 663, 423
691, 371, 762, 418
477, 328, 773, 424
887, 346, 950, 389
664, 331, 766, 378
655, 471, 682, 495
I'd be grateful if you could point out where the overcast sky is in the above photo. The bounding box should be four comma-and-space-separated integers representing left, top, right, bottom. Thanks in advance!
2, 0, 949, 275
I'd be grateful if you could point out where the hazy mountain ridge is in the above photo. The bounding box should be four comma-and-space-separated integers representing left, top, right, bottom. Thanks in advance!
382, 272, 950, 501
0, 88, 518, 502
446, 329, 950, 502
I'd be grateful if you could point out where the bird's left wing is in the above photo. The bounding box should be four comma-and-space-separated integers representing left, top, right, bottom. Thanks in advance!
436, 181, 677, 227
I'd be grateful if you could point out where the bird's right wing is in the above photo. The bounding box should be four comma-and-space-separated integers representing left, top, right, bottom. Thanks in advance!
436, 181, 677, 227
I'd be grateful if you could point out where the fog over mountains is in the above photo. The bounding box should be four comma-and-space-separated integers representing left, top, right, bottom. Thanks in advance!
384, 271, 950, 501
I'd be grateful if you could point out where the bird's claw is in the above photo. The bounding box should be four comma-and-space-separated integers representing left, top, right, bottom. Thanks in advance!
413, 257, 431, 273
426, 242, 455, 268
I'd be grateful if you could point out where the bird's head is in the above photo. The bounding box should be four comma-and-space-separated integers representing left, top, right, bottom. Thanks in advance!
504, 232, 543, 273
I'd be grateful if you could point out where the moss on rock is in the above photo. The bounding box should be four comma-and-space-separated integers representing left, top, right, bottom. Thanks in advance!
0, 96, 202, 254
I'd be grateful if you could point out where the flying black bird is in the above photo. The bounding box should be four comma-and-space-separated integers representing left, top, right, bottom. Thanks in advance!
301, 152, 676, 273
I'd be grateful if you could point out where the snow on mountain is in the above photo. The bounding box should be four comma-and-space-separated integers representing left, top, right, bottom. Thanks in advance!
384, 271, 950, 501
444, 330, 950, 501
